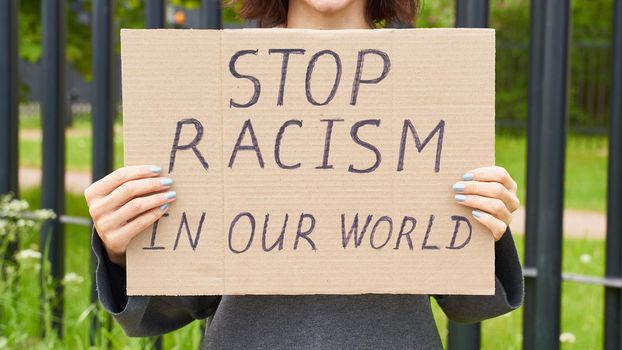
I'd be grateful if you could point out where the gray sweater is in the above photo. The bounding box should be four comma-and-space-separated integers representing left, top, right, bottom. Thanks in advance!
92, 227, 523, 349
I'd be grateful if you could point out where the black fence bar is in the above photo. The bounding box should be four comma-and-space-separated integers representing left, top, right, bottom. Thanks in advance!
455, 0, 488, 27
200, 0, 222, 29
144, 2, 166, 349
40, 0, 67, 335
90, 0, 116, 344
532, 0, 570, 348
0, 0, 19, 198
146, 0, 166, 29
523, 268, 622, 288
522, 0, 545, 348
604, 0, 622, 349
448, 1, 488, 349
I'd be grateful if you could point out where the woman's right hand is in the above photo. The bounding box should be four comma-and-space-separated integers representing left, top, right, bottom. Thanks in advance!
84, 165, 177, 268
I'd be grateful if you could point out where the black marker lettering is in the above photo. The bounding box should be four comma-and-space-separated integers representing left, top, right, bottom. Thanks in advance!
294, 213, 317, 250
229, 50, 261, 108
446, 215, 473, 249
173, 212, 205, 251
168, 118, 208, 174
229, 119, 265, 168
350, 49, 391, 105
394, 216, 417, 250
421, 214, 439, 250
262, 213, 288, 252
370, 216, 393, 250
228, 212, 255, 254
316, 119, 344, 169
269, 49, 306, 106
275, 119, 303, 169
143, 213, 169, 250
305, 50, 342, 106
341, 214, 374, 248
349, 119, 382, 173
397, 119, 445, 173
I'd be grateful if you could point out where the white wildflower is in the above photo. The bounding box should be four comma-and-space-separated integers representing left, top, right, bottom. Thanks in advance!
559, 332, 576, 343
7, 198, 28, 212
62, 272, 84, 285
580, 254, 592, 264
34, 209, 56, 220
15, 249, 42, 261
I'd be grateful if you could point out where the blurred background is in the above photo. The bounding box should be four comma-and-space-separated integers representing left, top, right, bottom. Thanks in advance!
0, 0, 620, 349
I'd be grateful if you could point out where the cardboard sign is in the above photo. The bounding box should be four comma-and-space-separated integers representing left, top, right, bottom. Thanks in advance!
121, 28, 496, 296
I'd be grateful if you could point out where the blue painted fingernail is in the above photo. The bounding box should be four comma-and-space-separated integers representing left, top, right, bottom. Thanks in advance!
463, 173, 474, 181
160, 203, 170, 211
472, 210, 482, 218
454, 194, 466, 202
150, 166, 162, 173
452, 183, 465, 192
165, 191, 177, 199
160, 178, 174, 186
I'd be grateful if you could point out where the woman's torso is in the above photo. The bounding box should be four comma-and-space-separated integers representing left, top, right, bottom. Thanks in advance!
203, 294, 442, 349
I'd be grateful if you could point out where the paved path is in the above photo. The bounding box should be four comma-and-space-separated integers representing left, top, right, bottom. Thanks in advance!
19, 167, 607, 239
20, 167, 92, 195
510, 206, 606, 239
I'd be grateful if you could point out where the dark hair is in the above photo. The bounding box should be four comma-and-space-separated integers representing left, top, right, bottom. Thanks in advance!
231, 0, 420, 28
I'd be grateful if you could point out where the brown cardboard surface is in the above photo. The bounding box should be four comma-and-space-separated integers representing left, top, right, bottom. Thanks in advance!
121, 28, 496, 296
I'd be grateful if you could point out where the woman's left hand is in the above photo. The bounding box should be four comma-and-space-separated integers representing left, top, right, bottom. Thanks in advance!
452, 166, 520, 241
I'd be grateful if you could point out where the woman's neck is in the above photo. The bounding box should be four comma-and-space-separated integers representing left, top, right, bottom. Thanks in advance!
286, 0, 370, 29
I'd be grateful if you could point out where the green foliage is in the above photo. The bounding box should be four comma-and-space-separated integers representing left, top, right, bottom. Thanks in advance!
19, 0, 92, 79
417, 0, 615, 131
0, 189, 205, 349
18, 0, 616, 131
416, 0, 454, 28
0, 195, 56, 348
18, 0, 241, 82
19, 0, 43, 64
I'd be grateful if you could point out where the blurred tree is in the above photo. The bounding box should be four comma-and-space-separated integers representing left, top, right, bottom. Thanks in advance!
18, 0, 240, 81
17, 0, 615, 132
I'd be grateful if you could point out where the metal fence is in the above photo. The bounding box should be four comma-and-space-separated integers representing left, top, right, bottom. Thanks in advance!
497, 38, 614, 135
1, 0, 622, 349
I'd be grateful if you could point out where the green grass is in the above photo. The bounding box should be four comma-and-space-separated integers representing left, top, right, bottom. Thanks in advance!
432, 234, 606, 350
19, 117, 125, 172
496, 133, 607, 212
18, 116, 608, 212
1, 188, 607, 348
0, 188, 203, 349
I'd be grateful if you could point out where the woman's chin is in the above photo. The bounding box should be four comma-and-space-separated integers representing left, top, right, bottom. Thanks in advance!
301, 0, 361, 15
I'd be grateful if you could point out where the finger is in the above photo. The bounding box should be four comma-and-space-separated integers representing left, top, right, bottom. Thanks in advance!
85, 165, 163, 200
452, 180, 520, 212
471, 210, 508, 241
102, 176, 175, 209
105, 204, 171, 257
87, 177, 173, 220
454, 194, 512, 225
461, 166, 517, 192
98, 191, 177, 232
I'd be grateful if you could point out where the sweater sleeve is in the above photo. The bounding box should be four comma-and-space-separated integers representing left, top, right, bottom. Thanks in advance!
434, 227, 524, 323
91, 227, 221, 337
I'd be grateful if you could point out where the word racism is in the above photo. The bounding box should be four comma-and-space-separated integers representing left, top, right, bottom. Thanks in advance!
168, 48, 445, 174
144, 212, 473, 253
